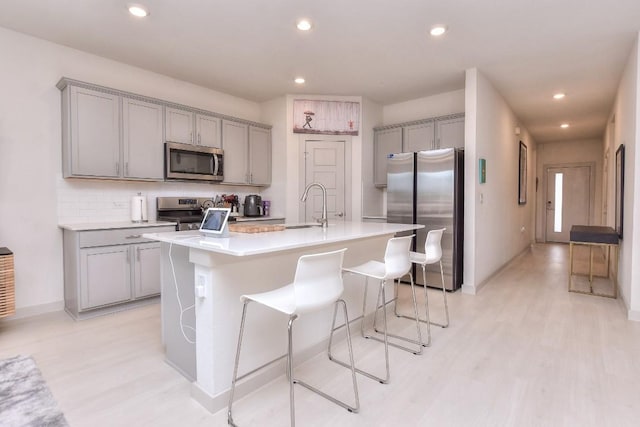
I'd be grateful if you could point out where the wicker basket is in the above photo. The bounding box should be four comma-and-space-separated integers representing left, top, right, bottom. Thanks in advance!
0, 248, 15, 318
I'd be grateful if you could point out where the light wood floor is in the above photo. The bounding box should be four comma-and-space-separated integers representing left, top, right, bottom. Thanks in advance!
2, 243, 639, 426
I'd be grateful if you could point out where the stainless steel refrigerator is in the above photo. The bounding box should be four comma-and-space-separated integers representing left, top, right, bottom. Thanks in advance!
387, 148, 464, 291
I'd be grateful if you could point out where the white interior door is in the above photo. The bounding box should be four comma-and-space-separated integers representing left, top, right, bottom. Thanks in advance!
303, 139, 346, 224
545, 165, 592, 242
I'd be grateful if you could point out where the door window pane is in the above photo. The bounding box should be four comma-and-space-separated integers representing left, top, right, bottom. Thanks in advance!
554, 173, 563, 232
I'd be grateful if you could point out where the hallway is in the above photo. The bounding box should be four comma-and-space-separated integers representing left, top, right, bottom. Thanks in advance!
1, 244, 639, 426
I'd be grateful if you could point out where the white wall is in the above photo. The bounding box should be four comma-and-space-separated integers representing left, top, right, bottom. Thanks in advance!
0, 27, 265, 315
383, 89, 465, 125
259, 97, 287, 218
606, 34, 640, 320
361, 97, 384, 216
535, 139, 604, 241
463, 68, 536, 294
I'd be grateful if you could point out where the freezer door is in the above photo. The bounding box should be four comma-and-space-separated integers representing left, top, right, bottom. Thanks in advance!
415, 149, 456, 290
386, 152, 414, 225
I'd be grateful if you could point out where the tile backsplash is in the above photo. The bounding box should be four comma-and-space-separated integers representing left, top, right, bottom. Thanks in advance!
56, 174, 258, 224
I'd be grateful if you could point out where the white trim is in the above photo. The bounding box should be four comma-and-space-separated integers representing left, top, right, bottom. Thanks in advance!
628, 309, 640, 322
4, 301, 64, 321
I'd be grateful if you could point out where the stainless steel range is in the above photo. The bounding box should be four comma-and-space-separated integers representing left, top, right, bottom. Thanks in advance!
156, 197, 214, 230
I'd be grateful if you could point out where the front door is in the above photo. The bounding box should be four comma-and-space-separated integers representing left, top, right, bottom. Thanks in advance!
545, 165, 592, 242
303, 139, 346, 225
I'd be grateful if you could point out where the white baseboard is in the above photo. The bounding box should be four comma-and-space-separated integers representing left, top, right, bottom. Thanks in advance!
628, 309, 640, 322
3, 301, 64, 321
461, 284, 476, 295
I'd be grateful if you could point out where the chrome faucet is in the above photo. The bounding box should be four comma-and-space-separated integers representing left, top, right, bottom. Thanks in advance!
301, 182, 328, 228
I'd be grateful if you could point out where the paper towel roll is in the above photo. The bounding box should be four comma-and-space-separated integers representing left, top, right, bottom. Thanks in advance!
131, 195, 148, 223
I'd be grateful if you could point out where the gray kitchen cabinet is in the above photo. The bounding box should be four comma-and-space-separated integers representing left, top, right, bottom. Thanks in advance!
404, 121, 435, 152
80, 245, 131, 310
165, 107, 194, 144
63, 225, 175, 319
373, 127, 403, 186
435, 115, 465, 149
123, 97, 164, 180
166, 108, 221, 148
62, 85, 121, 178
222, 121, 272, 185
373, 113, 464, 186
133, 242, 162, 298
222, 120, 249, 184
248, 126, 272, 185
195, 113, 221, 148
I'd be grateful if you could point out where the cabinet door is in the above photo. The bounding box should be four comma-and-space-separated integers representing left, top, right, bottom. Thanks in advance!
165, 107, 194, 144
123, 98, 164, 180
70, 86, 120, 177
222, 120, 249, 184
436, 116, 465, 149
374, 127, 403, 186
248, 126, 271, 185
195, 114, 221, 148
80, 246, 131, 310
404, 121, 434, 152
133, 242, 161, 298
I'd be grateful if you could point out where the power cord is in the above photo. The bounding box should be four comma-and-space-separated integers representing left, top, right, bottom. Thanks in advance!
169, 241, 196, 344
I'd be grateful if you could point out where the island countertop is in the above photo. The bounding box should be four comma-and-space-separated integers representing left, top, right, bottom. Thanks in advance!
142, 221, 421, 257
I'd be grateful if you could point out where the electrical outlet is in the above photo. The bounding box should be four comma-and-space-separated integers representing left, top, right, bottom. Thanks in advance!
196, 274, 206, 298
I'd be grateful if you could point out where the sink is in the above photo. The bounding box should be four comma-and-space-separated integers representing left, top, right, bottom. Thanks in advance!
284, 224, 323, 229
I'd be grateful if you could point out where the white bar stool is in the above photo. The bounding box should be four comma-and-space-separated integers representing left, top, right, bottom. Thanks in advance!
331, 235, 423, 384
398, 228, 448, 331
227, 248, 359, 427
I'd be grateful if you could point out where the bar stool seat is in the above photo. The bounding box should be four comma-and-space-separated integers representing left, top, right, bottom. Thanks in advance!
331, 235, 424, 385
227, 248, 359, 427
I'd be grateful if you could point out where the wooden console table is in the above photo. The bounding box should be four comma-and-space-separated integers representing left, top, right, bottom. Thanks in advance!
568, 226, 619, 298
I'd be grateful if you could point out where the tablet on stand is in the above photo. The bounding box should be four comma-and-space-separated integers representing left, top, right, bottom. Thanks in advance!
199, 208, 231, 238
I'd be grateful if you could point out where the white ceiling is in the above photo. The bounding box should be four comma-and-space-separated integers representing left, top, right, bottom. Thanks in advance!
1, 0, 640, 142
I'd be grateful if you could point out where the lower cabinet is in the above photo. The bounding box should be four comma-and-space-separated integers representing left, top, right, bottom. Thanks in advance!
63, 225, 174, 319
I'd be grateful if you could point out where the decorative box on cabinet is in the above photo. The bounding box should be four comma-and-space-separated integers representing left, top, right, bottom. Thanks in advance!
63, 225, 175, 320
373, 127, 402, 186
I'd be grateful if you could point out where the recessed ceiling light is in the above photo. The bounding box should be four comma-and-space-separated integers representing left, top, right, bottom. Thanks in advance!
560, 123, 570, 128
128, 5, 149, 17
297, 20, 312, 31
294, 77, 305, 84
553, 93, 566, 100
430, 25, 447, 36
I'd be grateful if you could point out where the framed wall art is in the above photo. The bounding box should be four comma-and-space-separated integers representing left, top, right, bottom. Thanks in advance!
518, 141, 527, 205
293, 99, 360, 136
615, 144, 625, 238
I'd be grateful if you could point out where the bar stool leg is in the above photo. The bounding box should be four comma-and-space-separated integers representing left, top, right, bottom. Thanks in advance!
228, 300, 250, 427
288, 316, 297, 427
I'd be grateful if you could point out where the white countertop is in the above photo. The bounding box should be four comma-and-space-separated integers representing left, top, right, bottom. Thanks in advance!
59, 220, 177, 231
143, 221, 422, 256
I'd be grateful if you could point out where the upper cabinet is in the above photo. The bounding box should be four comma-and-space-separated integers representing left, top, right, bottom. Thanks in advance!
166, 107, 221, 148
165, 107, 194, 144
63, 86, 120, 178
122, 97, 164, 180
248, 126, 272, 186
435, 115, 465, 149
221, 121, 272, 186
373, 127, 403, 186
373, 113, 464, 186
57, 78, 270, 185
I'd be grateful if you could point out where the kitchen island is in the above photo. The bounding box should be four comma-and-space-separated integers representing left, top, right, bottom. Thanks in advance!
143, 221, 422, 412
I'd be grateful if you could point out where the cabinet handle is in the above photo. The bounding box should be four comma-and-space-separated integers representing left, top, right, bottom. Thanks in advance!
250, 173, 253, 183
190, 131, 193, 143
116, 162, 120, 175
198, 133, 201, 145
126, 247, 130, 264
136, 247, 140, 262
125, 234, 142, 239
125, 162, 129, 176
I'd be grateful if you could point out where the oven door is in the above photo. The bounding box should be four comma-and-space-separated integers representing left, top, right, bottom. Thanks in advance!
165, 142, 223, 181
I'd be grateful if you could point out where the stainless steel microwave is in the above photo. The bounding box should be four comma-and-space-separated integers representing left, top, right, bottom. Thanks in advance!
165, 142, 224, 182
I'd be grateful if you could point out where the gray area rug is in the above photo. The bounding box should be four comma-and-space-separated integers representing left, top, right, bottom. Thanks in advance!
0, 355, 69, 427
